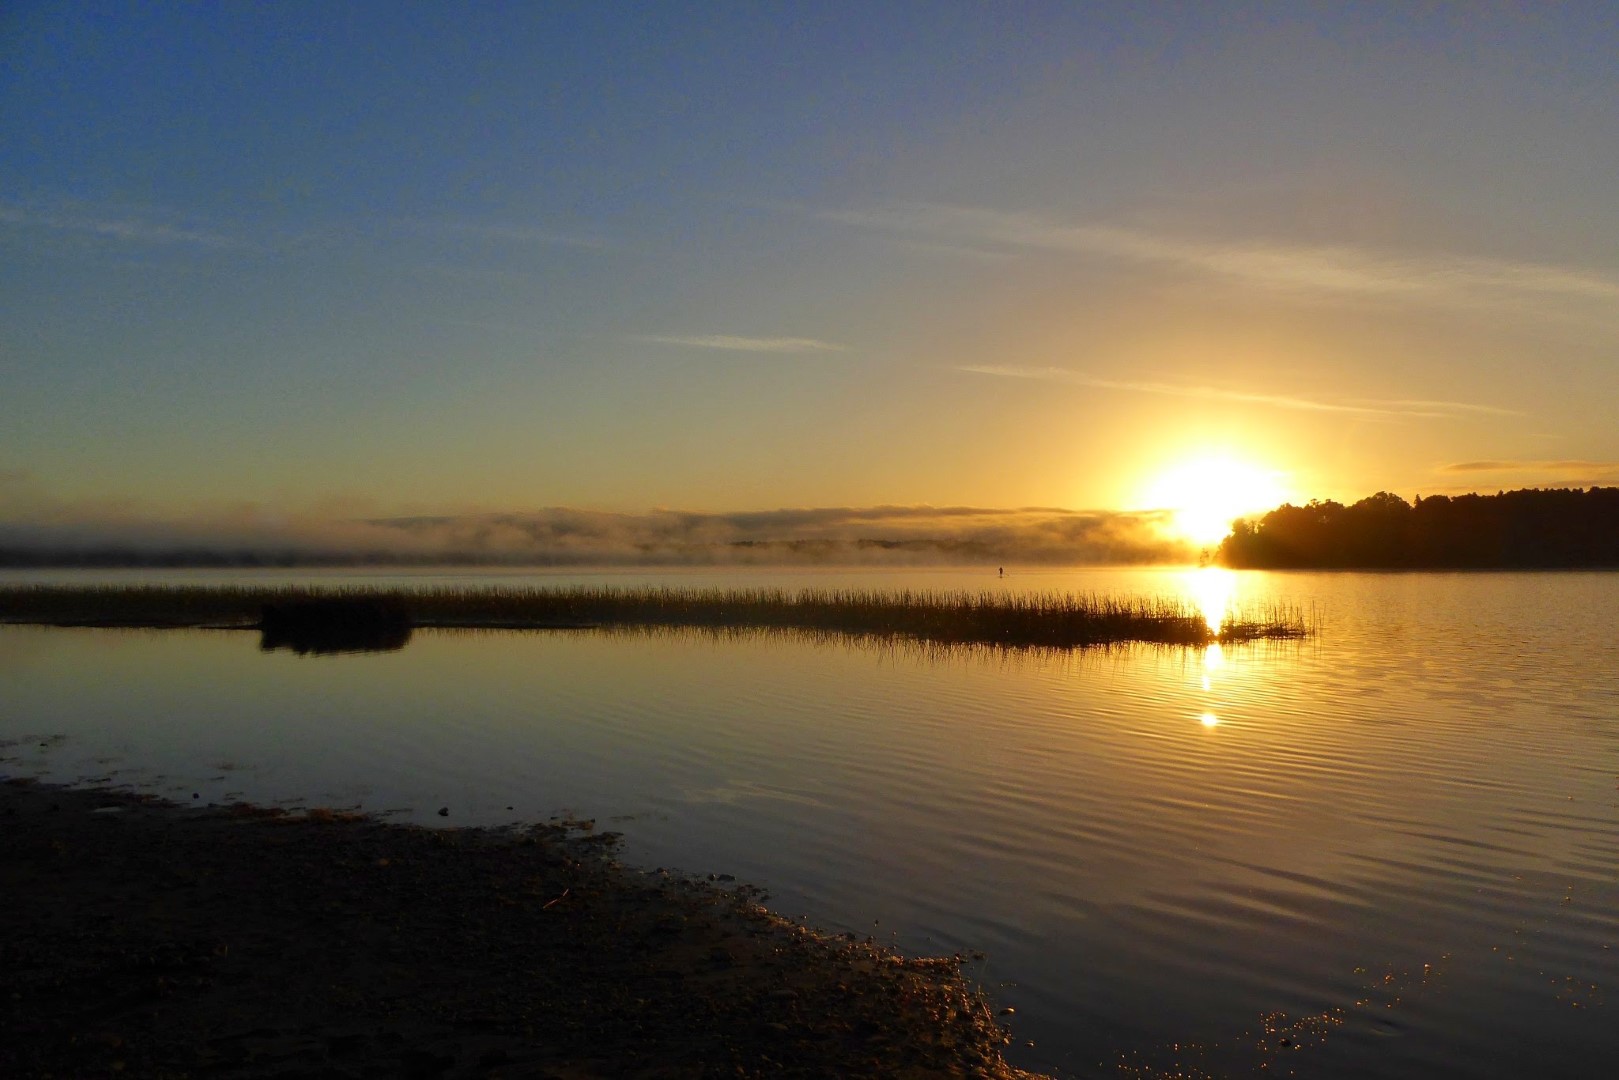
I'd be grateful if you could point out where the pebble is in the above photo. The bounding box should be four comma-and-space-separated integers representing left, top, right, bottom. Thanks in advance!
437, 807, 449, 817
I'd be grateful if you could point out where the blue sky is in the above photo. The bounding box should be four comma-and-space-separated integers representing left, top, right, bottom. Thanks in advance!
4, 2, 1618, 536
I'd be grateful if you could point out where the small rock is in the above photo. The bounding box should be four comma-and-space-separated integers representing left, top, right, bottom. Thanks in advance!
437, 807, 449, 817
192, 793, 200, 799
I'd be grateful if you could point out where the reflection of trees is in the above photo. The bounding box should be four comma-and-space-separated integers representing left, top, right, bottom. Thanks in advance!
1218, 487, 1619, 569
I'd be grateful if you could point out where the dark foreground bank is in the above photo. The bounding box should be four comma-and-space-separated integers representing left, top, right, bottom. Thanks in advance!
2, 780, 1041, 1079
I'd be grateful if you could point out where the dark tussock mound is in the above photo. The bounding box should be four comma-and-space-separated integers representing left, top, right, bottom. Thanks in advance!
259, 598, 413, 655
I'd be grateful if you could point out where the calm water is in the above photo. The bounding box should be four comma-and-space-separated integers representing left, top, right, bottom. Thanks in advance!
3, 567, 1617, 1078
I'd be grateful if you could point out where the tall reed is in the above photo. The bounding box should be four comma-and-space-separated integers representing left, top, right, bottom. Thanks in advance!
0, 584, 1310, 648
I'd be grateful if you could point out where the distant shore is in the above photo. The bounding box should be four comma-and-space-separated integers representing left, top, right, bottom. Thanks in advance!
0, 583, 1309, 649
1218, 487, 1619, 569
1, 778, 1042, 1078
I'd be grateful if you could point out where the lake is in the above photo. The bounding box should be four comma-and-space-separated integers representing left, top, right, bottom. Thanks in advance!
3, 566, 1616, 1078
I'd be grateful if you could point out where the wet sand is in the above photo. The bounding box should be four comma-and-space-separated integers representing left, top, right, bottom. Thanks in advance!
2, 779, 1041, 1078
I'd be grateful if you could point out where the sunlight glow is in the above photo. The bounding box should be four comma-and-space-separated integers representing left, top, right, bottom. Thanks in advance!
1144, 456, 1291, 547
1199, 712, 1221, 728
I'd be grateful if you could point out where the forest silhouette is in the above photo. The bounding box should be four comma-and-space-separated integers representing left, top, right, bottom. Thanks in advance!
1218, 487, 1619, 569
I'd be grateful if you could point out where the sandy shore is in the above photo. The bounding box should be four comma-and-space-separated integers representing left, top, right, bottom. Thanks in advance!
2, 779, 1041, 1078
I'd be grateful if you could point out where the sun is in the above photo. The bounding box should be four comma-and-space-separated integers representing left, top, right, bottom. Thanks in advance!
1142, 456, 1291, 547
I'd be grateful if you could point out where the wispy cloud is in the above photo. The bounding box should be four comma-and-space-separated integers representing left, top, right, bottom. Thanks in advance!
412, 262, 557, 285
0, 200, 243, 249
1431, 458, 1619, 490
1443, 459, 1619, 473
639, 334, 847, 354
960, 365, 1518, 420
1366, 399, 1524, 417
822, 202, 1619, 307
397, 219, 612, 250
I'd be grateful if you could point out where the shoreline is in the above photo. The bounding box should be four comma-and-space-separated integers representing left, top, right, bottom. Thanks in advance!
2, 778, 1043, 1078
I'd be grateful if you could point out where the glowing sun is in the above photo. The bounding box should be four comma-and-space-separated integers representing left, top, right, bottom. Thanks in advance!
1143, 456, 1290, 547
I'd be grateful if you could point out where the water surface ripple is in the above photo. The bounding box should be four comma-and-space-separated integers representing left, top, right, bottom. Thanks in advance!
2, 567, 1616, 1077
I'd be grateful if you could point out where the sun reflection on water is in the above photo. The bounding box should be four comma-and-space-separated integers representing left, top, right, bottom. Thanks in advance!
1201, 642, 1224, 691
1185, 567, 1237, 635
1197, 625, 1228, 730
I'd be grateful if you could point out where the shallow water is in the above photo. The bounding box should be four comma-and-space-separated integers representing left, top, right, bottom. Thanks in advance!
3, 567, 1617, 1077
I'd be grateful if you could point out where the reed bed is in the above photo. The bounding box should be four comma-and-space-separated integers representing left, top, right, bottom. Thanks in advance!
0, 584, 1310, 648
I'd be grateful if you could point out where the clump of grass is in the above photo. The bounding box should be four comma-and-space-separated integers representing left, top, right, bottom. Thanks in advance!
0, 584, 1310, 648
1213, 600, 1317, 643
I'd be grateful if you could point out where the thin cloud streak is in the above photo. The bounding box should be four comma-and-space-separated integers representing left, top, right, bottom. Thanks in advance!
397, 219, 613, 250
1368, 399, 1522, 417
0, 201, 243, 249
1443, 459, 1619, 473
640, 334, 848, 354
823, 202, 1619, 307
959, 365, 1517, 420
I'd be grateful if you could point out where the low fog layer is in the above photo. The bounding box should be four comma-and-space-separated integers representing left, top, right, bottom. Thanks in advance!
0, 504, 1195, 567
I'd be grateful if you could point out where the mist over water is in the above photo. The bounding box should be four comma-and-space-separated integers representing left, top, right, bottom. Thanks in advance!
0, 504, 1194, 567
3, 567, 1617, 1077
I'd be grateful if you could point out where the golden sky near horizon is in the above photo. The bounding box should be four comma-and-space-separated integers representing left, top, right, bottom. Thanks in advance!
4, 5, 1618, 548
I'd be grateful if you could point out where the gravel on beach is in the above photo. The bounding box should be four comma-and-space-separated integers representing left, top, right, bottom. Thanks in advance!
1, 778, 1042, 1079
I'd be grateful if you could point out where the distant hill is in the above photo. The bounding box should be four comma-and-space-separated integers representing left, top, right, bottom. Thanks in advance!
1217, 487, 1619, 569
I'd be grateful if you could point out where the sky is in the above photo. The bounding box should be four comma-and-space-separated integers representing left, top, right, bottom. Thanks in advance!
4, 2, 1619, 558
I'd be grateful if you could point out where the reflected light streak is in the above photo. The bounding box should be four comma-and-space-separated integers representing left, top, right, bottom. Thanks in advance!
1201, 642, 1224, 690
1199, 711, 1220, 728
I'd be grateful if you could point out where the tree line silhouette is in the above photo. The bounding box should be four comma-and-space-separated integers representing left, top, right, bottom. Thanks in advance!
1217, 487, 1619, 569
